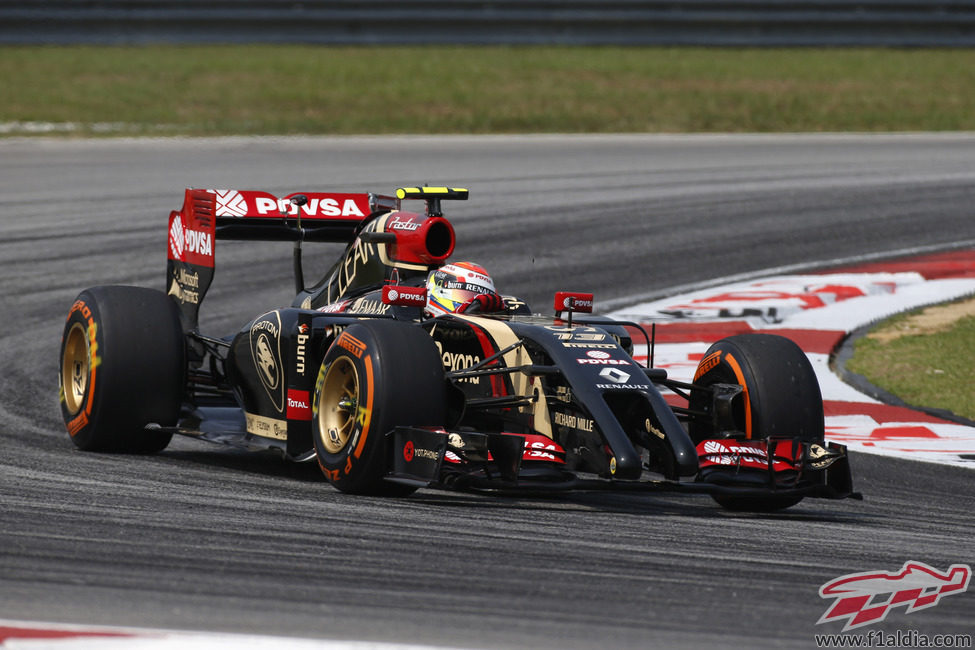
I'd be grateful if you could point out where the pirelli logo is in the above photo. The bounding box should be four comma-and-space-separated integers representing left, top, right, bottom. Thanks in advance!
694, 350, 722, 381
336, 331, 367, 358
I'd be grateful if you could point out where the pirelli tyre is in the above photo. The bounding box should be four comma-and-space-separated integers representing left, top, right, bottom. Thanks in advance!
688, 333, 824, 511
59, 285, 184, 453
312, 320, 447, 496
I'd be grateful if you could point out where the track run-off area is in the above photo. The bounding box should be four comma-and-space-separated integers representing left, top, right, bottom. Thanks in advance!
1, 134, 974, 649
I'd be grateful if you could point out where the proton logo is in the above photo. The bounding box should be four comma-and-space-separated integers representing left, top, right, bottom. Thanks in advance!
598, 367, 630, 384
249, 312, 285, 412
214, 189, 248, 217
255, 334, 278, 389
818, 561, 971, 631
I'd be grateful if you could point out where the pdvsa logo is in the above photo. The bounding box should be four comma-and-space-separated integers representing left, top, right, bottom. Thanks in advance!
256, 197, 365, 217
215, 190, 247, 217
168, 214, 213, 261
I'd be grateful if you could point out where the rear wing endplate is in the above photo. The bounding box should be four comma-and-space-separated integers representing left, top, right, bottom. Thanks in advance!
166, 188, 397, 330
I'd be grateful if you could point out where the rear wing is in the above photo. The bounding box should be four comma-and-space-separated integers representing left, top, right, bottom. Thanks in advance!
166, 188, 397, 329
209, 189, 398, 242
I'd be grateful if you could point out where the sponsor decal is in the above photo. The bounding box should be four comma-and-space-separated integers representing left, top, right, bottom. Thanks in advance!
553, 411, 594, 432
387, 214, 421, 231
245, 411, 288, 440
214, 190, 247, 217
702, 440, 735, 465
413, 447, 440, 460
577, 354, 629, 366
253, 196, 366, 217
562, 342, 617, 349
403, 440, 415, 462
698, 440, 796, 471
336, 331, 366, 359
287, 389, 311, 421
167, 267, 201, 305
295, 322, 310, 376
435, 341, 481, 384
599, 368, 630, 384
694, 350, 722, 381
523, 438, 563, 462
249, 312, 285, 413
552, 386, 573, 403
347, 297, 391, 316
596, 383, 651, 390
817, 561, 971, 631
168, 216, 184, 259
168, 212, 213, 264
554, 291, 594, 313
382, 285, 427, 307
545, 326, 608, 343
317, 299, 349, 313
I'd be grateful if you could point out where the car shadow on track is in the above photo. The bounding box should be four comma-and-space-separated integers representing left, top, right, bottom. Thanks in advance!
405, 486, 864, 523
150, 442, 865, 523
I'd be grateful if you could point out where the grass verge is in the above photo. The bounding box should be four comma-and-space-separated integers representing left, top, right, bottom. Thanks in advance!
4, 45, 975, 135
845, 297, 975, 422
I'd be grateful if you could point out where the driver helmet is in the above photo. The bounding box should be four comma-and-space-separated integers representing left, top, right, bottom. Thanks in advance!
425, 262, 498, 316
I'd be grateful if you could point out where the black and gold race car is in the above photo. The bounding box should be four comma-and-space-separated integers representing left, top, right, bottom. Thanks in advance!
59, 186, 859, 510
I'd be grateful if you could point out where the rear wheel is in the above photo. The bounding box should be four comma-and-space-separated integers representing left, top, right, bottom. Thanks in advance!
312, 320, 447, 495
689, 333, 823, 511
59, 286, 185, 453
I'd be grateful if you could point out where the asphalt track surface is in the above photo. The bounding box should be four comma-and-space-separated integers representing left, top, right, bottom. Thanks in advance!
2, 134, 974, 649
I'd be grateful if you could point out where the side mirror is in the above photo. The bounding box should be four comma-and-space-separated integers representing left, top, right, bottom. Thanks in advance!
554, 291, 594, 327
382, 285, 427, 307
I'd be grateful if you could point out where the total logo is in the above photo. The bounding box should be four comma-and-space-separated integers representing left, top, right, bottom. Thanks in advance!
287, 389, 311, 421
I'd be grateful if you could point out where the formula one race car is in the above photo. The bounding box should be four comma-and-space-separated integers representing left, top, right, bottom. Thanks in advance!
59, 186, 859, 511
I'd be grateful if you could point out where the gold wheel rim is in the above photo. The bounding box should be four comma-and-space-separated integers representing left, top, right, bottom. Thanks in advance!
318, 357, 359, 454
62, 322, 89, 415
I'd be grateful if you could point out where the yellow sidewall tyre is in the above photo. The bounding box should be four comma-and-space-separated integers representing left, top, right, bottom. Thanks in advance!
313, 320, 446, 496
59, 286, 184, 453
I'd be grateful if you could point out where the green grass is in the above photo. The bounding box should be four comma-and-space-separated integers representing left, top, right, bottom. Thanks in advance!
5, 44, 973, 421
846, 302, 975, 422
4, 45, 975, 135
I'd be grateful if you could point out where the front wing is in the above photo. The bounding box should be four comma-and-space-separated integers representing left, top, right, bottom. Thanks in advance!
387, 427, 861, 501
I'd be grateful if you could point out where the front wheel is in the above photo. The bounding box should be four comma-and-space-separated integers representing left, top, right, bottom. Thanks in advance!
689, 333, 824, 511
59, 286, 185, 453
312, 320, 447, 495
